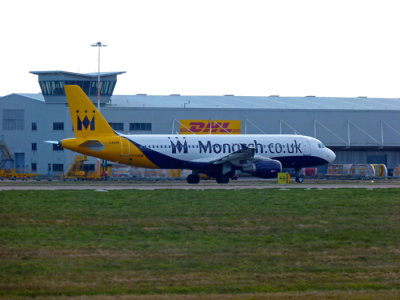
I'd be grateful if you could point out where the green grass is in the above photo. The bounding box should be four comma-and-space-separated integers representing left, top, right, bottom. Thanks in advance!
0, 189, 399, 298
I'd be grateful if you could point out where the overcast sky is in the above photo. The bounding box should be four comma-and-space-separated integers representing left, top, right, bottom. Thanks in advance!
2, 0, 400, 98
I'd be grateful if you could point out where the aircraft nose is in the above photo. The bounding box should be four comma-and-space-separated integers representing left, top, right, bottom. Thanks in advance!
327, 149, 336, 163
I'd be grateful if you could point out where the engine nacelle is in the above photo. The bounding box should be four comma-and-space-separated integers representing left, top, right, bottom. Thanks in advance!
242, 159, 282, 179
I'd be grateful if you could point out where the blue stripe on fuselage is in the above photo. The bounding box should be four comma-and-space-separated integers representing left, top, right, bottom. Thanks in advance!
275, 156, 329, 169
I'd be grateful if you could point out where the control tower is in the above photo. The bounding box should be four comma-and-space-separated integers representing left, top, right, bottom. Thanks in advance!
30, 70, 125, 105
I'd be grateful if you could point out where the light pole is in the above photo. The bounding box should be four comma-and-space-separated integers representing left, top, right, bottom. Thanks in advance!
91, 41, 108, 180
91, 41, 107, 111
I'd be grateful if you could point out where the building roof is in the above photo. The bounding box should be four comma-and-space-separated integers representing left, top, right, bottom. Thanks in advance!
110, 94, 400, 111
30, 70, 126, 78
23, 70, 399, 110
16, 93, 45, 101
4, 93, 400, 111
0, 93, 45, 101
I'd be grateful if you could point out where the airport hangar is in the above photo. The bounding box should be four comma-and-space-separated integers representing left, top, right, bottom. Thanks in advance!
0, 70, 399, 177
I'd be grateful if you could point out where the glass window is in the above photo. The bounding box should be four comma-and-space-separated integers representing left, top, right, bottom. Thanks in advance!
31, 163, 37, 172
109, 81, 116, 95
39, 82, 44, 93
52, 164, 64, 172
53, 144, 64, 151
82, 81, 90, 94
129, 123, 152, 131
32, 122, 37, 131
82, 81, 89, 88
2, 109, 24, 130
89, 81, 98, 96
106, 81, 113, 95
98, 81, 116, 96
83, 164, 95, 172
39, 80, 116, 97
54, 81, 64, 95
39, 81, 64, 95
53, 122, 64, 131
101, 82, 108, 95
32, 143, 37, 151
65, 80, 95, 96
109, 122, 124, 131
40, 81, 50, 95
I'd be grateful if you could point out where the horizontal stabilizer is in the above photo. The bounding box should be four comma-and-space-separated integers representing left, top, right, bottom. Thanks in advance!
44, 140, 60, 144
79, 140, 105, 151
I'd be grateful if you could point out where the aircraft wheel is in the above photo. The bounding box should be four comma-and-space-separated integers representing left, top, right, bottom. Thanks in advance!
187, 174, 200, 184
216, 175, 230, 184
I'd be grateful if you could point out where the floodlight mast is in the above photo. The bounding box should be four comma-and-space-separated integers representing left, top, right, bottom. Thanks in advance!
91, 41, 107, 111
91, 41, 108, 180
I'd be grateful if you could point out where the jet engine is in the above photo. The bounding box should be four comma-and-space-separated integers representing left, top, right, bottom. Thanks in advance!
242, 158, 282, 179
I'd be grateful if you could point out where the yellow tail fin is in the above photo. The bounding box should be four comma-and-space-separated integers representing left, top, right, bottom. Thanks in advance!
64, 85, 116, 138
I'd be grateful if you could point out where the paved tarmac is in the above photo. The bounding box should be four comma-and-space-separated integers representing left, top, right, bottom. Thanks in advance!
0, 180, 399, 190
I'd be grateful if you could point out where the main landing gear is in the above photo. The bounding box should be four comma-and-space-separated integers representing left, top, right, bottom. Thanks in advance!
186, 173, 200, 184
186, 173, 231, 184
215, 175, 230, 184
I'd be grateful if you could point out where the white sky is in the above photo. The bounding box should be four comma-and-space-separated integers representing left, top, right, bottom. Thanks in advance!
2, 0, 400, 98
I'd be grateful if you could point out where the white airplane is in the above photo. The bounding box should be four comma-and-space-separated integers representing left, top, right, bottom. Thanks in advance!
58, 85, 336, 184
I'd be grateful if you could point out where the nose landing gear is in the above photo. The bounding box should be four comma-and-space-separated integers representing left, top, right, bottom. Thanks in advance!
294, 168, 304, 183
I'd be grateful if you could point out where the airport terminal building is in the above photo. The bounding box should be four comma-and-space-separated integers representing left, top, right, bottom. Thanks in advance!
1, 71, 400, 177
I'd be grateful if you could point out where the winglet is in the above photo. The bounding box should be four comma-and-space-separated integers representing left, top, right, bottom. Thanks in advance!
64, 85, 116, 138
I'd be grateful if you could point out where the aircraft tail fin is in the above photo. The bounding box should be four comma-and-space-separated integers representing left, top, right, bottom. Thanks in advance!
64, 85, 116, 138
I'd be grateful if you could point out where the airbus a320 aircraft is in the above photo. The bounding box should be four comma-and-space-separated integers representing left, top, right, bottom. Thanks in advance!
56, 85, 336, 184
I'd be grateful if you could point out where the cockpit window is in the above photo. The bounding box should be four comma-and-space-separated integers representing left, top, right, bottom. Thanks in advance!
318, 143, 326, 148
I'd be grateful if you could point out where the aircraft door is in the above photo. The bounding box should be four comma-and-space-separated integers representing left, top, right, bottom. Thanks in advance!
301, 139, 311, 156
120, 137, 131, 156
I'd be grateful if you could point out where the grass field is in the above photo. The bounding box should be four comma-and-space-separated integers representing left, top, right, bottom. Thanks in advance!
1, 188, 399, 299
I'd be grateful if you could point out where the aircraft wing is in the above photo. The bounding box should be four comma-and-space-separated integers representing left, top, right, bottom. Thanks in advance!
210, 146, 256, 165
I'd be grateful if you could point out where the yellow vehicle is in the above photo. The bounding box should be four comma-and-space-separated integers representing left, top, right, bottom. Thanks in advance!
62, 155, 87, 180
62, 155, 110, 180
0, 169, 39, 180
